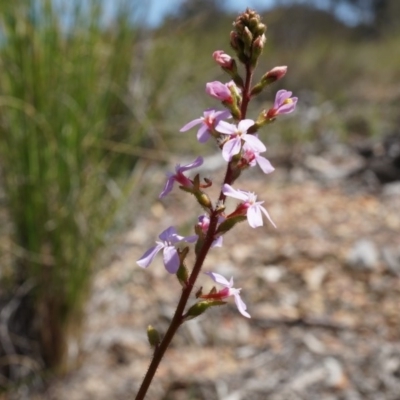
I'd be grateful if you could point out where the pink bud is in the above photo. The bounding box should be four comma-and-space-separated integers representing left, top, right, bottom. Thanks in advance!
213, 50, 234, 69
263, 66, 287, 82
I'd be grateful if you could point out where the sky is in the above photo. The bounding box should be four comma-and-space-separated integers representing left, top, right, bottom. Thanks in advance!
143, 0, 360, 27
145, 0, 275, 27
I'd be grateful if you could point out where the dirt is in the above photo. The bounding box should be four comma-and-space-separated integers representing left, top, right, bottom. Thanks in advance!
4, 148, 400, 400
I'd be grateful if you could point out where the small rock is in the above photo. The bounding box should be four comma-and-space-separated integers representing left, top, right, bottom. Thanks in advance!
258, 266, 285, 283
347, 239, 379, 270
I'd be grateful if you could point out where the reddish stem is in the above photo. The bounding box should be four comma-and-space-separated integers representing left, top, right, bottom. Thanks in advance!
135, 59, 254, 400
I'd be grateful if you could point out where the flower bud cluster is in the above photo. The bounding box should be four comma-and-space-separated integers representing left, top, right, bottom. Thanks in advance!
230, 8, 267, 68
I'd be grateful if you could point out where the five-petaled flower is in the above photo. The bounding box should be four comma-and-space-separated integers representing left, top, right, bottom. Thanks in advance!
222, 184, 276, 228
180, 109, 231, 143
266, 89, 298, 119
159, 156, 203, 198
136, 226, 198, 274
202, 272, 250, 318
216, 119, 266, 161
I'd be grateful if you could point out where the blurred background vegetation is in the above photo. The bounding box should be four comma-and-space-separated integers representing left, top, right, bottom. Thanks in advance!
0, 0, 399, 392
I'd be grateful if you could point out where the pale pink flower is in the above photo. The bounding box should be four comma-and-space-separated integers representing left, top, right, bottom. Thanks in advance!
202, 272, 250, 318
206, 81, 233, 103
137, 226, 198, 274
222, 184, 276, 228
267, 89, 298, 118
159, 156, 203, 198
180, 109, 231, 143
216, 119, 266, 161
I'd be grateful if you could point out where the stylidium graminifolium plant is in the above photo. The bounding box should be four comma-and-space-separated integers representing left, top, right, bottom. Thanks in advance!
134, 9, 297, 399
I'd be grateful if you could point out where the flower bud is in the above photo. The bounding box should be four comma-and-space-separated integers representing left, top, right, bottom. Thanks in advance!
262, 66, 287, 85
176, 263, 189, 287
213, 50, 234, 69
147, 325, 160, 348
251, 66, 288, 97
230, 31, 240, 50
195, 192, 212, 209
216, 215, 247, 236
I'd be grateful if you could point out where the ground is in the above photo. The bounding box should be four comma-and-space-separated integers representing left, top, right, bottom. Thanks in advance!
6, 144, 400, 400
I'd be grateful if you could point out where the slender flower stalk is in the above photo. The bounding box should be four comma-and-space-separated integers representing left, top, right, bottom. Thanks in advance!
134, 9, 297, 399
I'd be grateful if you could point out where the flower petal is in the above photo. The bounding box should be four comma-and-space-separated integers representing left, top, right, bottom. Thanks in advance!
222, 184, 249, 201
180, 118, 203, 132
197, 125, 211, 143
243, 134, 266, 152
237, 119, 255, 132
275, 89, 292, 108
179, 156, 203, 172
204, 271, 232, 287
222, 137, 241, 161
247, 204, 263, 228
233, 292, 251, 318
137, 243, 164, 268
255, 155, 275, 174
215, 120, 236, 135
163, 246, 180, 274
159, 226, 178, 241
212, 236, 223, 248
259, 203, 277, 228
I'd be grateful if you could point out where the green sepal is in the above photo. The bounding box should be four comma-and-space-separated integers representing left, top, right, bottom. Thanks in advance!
176, 263, 189, 287
195, 235, 205, 257
147, 325, 160, 348
250, 82, 264, 97
216, 215, 247, 235
184, 300, 227, 321
179, 185, 195, 194
231, 74, 244, 90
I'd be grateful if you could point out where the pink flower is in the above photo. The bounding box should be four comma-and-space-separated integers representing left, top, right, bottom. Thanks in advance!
267, 89, 298, 119
222, 184, 276, 228
137, 226, 198, 274
213, 50, 234, 69
202, 272, 250, 318
180, 109, 231, 143
159, 156, 203, 198
216, 119, 266, 161
197, 215, 223, 247
206, 81, 233, 103
240, 142, 275, 174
